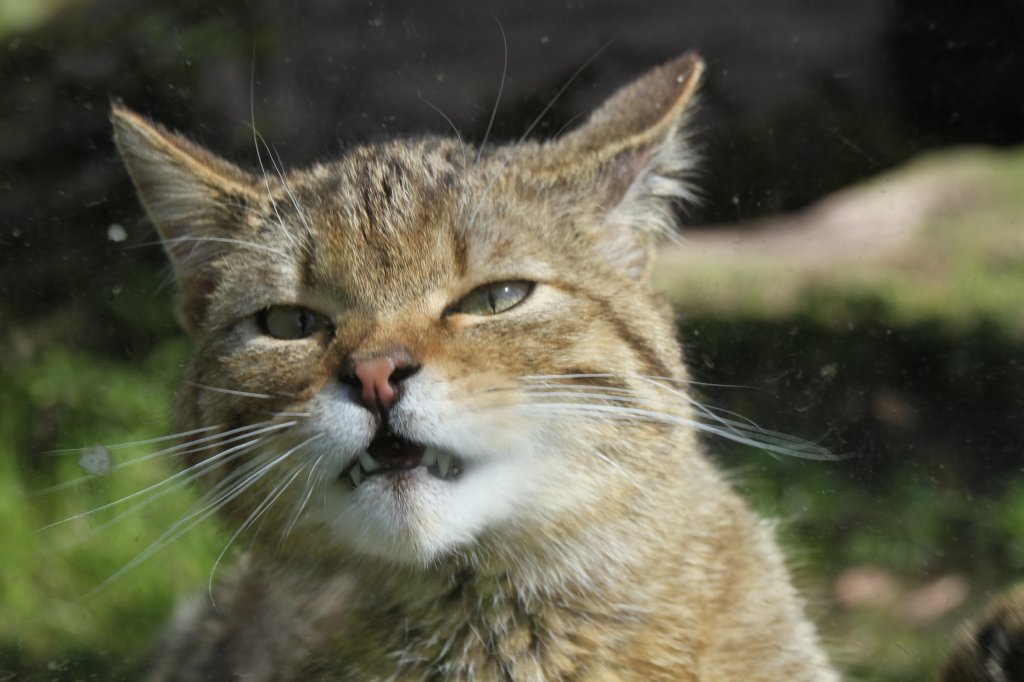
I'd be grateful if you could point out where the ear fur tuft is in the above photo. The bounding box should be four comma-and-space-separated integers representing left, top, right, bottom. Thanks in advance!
111, 105, 259, 334
550, 52, 704, 278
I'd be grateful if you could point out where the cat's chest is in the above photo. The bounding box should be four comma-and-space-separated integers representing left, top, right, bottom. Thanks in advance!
305, 574, 630, 682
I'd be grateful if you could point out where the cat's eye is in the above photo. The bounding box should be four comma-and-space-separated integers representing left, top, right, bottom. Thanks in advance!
452, 281, 534, 316
257, 305, 332, 340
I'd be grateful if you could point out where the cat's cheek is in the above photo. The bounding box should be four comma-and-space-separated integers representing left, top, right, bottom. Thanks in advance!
388, 370, 535, 463
304, 384, 381, 467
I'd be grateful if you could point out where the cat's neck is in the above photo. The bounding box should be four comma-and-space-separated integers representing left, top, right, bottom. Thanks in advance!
335, 553, 658, 679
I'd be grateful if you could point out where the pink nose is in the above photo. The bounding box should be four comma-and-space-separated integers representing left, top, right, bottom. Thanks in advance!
350, 353, 419, 411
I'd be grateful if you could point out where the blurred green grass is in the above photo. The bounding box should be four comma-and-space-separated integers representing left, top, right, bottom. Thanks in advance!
0, 339, 226, 679
0, 0, 83, 37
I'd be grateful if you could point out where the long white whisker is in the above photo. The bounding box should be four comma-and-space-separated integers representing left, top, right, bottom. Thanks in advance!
418, 95, 468, 166
185, 382, 276, 400
249, 51, 300, 253
207, 435, 322, 601
523, 403, 839, 460
85, 454, 273, 596
283, 453, 325, 539
34, 421, 295, 495
475, 16, 507, 164
40, 437, 268, 530
50, 440, 267, 546
45, 425, 221, 455
264, 136, 314, 233
465, 37, 615, 231
520, 374, 780, 434
160, 236, 289, 258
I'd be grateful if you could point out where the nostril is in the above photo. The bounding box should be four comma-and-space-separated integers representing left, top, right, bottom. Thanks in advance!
339, 372, 361, 390
389, 364, 421, 385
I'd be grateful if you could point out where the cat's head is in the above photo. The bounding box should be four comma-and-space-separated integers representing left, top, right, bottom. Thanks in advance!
112, 53, 703, 570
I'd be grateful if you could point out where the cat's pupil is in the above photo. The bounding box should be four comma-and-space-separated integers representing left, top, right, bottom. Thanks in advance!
259, 305, 326, 340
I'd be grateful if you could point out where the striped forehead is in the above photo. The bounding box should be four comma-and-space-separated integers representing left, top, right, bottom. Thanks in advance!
300, 142, 468, 308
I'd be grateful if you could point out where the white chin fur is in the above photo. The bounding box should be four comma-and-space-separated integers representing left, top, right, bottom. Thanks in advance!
326, 456, 530, 565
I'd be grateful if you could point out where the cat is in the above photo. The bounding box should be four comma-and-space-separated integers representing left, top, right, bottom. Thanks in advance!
112, 51, 842, 681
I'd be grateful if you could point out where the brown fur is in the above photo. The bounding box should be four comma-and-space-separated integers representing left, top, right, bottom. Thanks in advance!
941, 585, 1024, 682
113, 52, 838, 681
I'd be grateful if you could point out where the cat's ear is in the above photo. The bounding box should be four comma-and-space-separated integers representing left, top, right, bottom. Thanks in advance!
551, 52, 703, 279
111, 104, 259, 334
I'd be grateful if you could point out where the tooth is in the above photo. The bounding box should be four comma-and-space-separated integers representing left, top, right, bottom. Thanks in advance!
358, 451, 381, 472
350, 466, 363, 487
436, 451, 452, 478
422, 449, 438, 467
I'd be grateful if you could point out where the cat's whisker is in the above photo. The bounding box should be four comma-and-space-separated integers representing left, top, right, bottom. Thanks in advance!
464, 38, 615, 232
282, 452, 326, 539
85, 452, 276, 597
44, 425, 222, 456
522, 402, 840, 460
418, 95, 468, 167
49, 440, 268, 550
207, 435, 322, 602
33, 420, 296, 496
208, 467, 302, 603
475, 16, 508, 165
40, 437, 268, 531
185, 382, 277, 400
630, 372, 767, 392
256, 132, 316, 243
629, 375, 763, 429
262, 135, 315, 234
519, 373, 811, 450
160, 236, 290, 258
88, 432, 318, 596
249, 54, 302, 254
626, 375, 831, 452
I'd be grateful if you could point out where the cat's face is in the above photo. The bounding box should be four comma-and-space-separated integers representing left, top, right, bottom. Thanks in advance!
113, 53, 703, 567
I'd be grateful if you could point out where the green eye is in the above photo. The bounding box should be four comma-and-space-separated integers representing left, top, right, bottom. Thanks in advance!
453, 281, 534, 316
257, 305, 332, 340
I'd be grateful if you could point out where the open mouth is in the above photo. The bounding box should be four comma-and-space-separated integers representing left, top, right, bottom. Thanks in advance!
342, 432, 462, 488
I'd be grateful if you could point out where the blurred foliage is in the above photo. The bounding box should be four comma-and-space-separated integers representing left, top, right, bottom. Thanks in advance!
0, 296, 226, 679
0, 0, 83, 37
0, 337, 232, 675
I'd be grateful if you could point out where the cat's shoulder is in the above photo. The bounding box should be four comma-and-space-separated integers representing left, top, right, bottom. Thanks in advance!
941, 584, 1024, 682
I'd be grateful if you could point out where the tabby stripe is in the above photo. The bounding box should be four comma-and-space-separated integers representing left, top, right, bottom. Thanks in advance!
548, 280, 673, 381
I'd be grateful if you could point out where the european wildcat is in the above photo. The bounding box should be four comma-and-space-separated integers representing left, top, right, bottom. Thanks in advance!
113, 52, 839, 681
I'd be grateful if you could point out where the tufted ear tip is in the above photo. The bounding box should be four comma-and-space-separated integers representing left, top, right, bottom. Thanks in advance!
546, 51, 704, 279
112, 106, 260, 336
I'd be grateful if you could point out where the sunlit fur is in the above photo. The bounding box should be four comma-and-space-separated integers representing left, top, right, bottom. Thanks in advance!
113, 53, 838, 681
